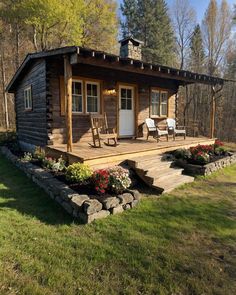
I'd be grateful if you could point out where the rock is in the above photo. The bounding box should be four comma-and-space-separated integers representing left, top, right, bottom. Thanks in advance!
118, 193, 133, 205
111, 205, 124, 215
79, 210, 110, 223
123, 204, 131, 210
70, 194, 89, 209
83, 199, 103, 214
128, 189, 141, 201
130, 200, 139, 208
100, 196, 120, 209
61, 202, 73, 214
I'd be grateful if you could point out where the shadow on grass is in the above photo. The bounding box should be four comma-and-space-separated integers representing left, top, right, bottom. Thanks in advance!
0, 154, 76, 225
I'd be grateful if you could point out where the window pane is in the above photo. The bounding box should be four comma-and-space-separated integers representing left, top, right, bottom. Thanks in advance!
121, 98, 126, 110
151, 90, 160, 115
92, 84, 97, 96
72, 95, 82, 112
151, 91, 159, 103
87, 84, 92, 96
87, 96, 98, 112
161, 92, 168, 103
127, 89, 132, 98
121, 88, 126, 98
73, 82, 82, 95
126, 98, 132, 110
161, 103, 167, 116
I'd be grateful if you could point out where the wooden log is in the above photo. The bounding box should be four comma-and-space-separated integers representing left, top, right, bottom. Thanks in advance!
64, 55, 73, 152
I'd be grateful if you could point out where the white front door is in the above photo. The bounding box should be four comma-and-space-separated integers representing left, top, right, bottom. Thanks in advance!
119, 85, 135, 137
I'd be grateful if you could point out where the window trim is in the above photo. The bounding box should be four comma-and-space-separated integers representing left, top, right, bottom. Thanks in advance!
72, 79, 83, 114
24, 85, 33, 111
150, 88, 169, 118
85, 81, 100, 114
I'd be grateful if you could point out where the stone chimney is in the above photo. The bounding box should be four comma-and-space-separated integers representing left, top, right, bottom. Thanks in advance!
119, 37, 143, 60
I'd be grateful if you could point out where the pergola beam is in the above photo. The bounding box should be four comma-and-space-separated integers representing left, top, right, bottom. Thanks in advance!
64, 55, 73, 152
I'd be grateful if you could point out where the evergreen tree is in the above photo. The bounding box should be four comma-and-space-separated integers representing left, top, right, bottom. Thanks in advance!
189, 25, 205, 73
120, 0, 138, 37
121, 0, 175, 65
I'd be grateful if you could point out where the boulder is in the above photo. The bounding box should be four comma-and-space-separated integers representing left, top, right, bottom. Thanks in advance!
128, 189, 141, 201
118, 193, 133, 205
70, 194, 89, 209
79, 210, 110, 223
100, 196, 120, 209
111, 205, 124, 215
83, 199, 103, 214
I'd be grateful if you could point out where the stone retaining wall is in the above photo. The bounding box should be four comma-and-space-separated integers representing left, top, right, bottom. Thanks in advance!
176, 153, 236, 176
1, 146, 141, 223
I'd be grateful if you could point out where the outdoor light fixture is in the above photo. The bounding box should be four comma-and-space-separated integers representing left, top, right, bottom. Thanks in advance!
103, 88, 117, 95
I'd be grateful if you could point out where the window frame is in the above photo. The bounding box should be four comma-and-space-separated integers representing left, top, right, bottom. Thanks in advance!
72, 79, 83, 114
150, 88, 169, 118
24, 85, 33, 111
85, 81, 100, 114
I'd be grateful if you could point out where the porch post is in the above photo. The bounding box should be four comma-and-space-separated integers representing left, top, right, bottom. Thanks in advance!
175, 89, 179, 125
210, 85, 216, 139
64, 55, 73, 152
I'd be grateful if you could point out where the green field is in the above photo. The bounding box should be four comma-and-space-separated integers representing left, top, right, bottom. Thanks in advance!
0, 152, 236, 295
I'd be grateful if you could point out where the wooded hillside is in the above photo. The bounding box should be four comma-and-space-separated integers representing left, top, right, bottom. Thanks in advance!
0, 0, 235, 142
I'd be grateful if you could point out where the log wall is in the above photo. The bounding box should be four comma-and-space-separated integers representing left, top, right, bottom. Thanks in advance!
15, 59, 47, 147
47, 57, 177, 145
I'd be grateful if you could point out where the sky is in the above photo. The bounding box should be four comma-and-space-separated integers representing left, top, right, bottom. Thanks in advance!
117, 0, 236, 23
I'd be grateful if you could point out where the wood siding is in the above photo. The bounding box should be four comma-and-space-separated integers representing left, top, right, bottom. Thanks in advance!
15, 59, 47, 146
47, 57, 177, 145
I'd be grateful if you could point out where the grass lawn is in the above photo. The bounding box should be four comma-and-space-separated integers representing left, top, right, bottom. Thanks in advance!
0, 153, 236, 295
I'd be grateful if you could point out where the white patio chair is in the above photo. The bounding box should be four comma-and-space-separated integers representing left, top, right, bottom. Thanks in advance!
166, 118, 186, 140
145, 118, 168, 142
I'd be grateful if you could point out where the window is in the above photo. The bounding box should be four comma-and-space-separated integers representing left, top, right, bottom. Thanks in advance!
24, 86, 32, 110
72, 80, 83, 112
86, 82, 100, 113
151, 89, 168, 116
120, 88, 132, 110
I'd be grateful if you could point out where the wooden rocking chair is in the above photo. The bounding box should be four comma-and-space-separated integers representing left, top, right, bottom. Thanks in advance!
90, 113, 118, 148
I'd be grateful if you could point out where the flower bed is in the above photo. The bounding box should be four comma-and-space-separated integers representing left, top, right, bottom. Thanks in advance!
173, 140, 236, 176
0, 146, 140, 224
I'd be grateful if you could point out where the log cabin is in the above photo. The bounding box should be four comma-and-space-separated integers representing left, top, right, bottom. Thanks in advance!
7, 37, 224, 163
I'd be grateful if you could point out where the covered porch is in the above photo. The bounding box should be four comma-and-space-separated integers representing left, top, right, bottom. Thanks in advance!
46, 136, 215, 168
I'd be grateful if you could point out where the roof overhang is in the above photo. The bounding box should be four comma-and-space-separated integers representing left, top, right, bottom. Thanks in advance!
7, 45, 226, 93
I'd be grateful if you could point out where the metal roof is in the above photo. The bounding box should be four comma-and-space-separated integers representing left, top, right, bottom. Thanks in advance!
7, 45, 227, 93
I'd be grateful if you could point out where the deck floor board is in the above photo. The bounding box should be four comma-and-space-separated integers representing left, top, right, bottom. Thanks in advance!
46, 137, 215, 166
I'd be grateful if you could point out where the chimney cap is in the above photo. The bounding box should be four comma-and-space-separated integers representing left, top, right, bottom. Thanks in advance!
119, 36, 144, 46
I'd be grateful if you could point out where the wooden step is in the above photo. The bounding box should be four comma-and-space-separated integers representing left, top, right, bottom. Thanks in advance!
153, 174, 194, 193
146, 167, 183, 180
138, 160, 172, 171
127, 153, 195, 194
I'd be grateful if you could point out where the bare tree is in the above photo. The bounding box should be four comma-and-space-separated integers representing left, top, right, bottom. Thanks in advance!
202, 0, 232, 76
171, 0, 196, 70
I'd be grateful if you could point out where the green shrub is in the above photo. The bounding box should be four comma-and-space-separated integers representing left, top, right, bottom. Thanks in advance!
66, 163, 92, 183
22, 152, 33, 162
33, 147, 46, 163
174, 148, 191, 160
215, 146, 227, 156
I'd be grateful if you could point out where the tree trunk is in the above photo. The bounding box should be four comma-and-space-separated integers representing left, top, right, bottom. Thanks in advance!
0, 52, 9, 129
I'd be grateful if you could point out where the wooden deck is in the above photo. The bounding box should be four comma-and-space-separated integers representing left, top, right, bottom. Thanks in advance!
46, 137, 215, 167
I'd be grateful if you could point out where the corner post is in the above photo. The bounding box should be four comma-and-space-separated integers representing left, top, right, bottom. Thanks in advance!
175, 89, 179, 126
64, 55, 73, 152
210, 85, 216, 139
